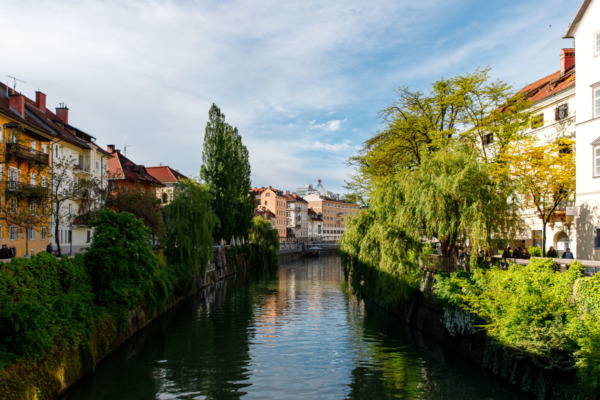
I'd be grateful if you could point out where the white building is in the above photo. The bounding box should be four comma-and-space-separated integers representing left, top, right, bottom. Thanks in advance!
565, 0, 600, 260
511, 49, 577, 256
284, 191, 308, 241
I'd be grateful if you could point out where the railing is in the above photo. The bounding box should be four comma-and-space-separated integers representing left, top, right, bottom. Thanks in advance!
72, 213, 94, 227
5, 180, 49, 200
5, 143, 49, 166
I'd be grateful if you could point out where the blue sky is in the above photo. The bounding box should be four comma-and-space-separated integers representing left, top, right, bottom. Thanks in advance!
1, 0, 579, 195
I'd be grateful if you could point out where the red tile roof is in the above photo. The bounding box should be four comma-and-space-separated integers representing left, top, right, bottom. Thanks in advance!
146, 166, 189, 183
516, 66, 575, 105
108, 147, 162, 186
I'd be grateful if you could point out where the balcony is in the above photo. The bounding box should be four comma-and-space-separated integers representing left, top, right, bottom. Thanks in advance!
73, 155, 91, 174
5, 143, 49, 167
5, 180, 49, 201
72, 212, 95, 227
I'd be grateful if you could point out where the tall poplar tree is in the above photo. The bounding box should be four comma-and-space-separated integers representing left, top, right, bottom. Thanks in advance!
201, 103, 253, 242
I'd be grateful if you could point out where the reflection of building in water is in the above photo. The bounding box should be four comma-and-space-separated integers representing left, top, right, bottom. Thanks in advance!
256, 258, 345, 334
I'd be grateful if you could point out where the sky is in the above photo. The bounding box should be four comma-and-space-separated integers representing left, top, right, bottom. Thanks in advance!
1, 0, 580, 195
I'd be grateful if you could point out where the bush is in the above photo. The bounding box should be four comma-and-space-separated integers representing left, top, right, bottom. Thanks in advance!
528, 246, 543, 257
84, 210, 158, 322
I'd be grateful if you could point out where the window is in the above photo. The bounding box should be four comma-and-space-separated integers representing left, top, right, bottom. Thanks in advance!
41, 203, 47, 217
9, 131, 17, 143
531, 113, 544, 129
68, 204, 73, 216
41, 226, 47, 240
595, 146, 600, 177
9, 226, 18, 241
10, 198, 17, 213
555, 104, 569, 120
30, 172, 36, 186
30, 140, 36, 151
41, 176, 47, 188
0, 224, 2, 240
96, 161, 100, 174
42, 143, 47, 154
28, 227, 35, 241
68, 230, 72, 243
87, 230, 91, 243
162, 192, 168, 204
595, 87, 600, 118
30, 203, 37, 214
596, 32, 600, 56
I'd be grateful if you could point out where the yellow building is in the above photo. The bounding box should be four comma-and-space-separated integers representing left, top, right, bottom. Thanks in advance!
0, 90, 53, 256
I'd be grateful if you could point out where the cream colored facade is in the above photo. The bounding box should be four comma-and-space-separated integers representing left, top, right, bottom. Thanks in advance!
566, 0, 600, 260
303, 194, 360, 242
514, 55, 577, 256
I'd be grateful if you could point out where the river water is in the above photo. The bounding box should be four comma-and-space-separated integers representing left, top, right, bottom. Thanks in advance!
62, 257, 528, 400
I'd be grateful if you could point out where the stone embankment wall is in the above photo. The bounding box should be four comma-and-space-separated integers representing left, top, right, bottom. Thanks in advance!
0, 249, 256, 400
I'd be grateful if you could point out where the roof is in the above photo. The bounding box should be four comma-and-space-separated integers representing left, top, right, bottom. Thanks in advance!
516, 65, 575, 105
0, 82, 111, 156
565, 0, 592, 38
146, 166, 189, 183
255, 206, 276, 219
108, 147, 163, 186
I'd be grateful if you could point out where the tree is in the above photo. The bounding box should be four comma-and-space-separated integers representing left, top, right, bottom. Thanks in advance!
346, 69, 530, 199
0, 197, 49, 256
84, 210, 157, 316
50, 155, 104, 256
201, 103, 253, 242
106, 185, 164, 244
385, 147, 520, 259
249, 216, 280, 267
164, 179, 217, 277
499, 137, 576, 256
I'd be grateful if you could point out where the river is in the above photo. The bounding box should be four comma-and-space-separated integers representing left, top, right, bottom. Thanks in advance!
62, 256, 528, 399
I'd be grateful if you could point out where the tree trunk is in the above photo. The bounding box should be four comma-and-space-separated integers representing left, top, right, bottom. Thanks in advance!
542, 219, 547, 257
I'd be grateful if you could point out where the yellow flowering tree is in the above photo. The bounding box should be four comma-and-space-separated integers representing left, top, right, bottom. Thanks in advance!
500, 137, 575, 256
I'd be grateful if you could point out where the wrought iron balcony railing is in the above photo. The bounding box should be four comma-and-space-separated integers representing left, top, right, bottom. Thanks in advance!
5, 143, 49, 166
5, 180, 49, 200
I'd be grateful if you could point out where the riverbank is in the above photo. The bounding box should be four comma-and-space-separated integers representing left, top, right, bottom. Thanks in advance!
0, 249, 261, 400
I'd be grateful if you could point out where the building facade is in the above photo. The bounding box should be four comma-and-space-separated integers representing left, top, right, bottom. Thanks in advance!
303, 194, 360, 242
566, 0, 600, 260
146, 166, 189, 206
510, 49, 577, 256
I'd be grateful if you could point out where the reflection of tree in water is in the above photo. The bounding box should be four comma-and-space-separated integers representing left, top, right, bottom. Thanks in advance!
62, 269, 266, 400
343, 297, 529, 400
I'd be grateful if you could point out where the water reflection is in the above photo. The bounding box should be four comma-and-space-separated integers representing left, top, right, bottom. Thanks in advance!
62, 257, 527, 400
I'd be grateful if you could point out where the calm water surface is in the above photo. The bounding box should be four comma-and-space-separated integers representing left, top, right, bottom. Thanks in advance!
62, 257, 528, 400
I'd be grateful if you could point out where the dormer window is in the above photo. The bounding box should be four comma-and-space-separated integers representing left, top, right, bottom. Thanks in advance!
555, 104, 568, 120
595, 145, 600, 177
596, 32, 600, 56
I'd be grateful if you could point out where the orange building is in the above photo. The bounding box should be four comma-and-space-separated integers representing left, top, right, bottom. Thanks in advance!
252, 186, 288, 240
107, 145, 162, 193
0, 89, 53, 256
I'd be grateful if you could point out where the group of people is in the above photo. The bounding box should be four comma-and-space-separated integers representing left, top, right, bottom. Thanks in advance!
546, 246, 574, 259
501, 246, 531, 260
0, 244, 15, 259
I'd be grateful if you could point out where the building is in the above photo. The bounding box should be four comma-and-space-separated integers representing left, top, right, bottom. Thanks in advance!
0, 87, 53, 256
107, 145, 162, 193
565, 0, 600, 260
284, 191, 308, 240
307, 207, 323, 241
146, 166, 189, 206
254, 206, 276, 229
303, 194, 360, 242
253, 187, 288, 240
510, 49, 576, 256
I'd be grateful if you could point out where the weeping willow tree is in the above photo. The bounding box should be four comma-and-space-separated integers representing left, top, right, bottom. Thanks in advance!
164, 179, 217, 278
392, 146, 521, 260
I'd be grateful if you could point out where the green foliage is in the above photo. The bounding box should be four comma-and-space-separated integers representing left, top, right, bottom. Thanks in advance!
84, 210, 158, 321
529, 246, 543, 257
201, 103, 253, 242
0, 253, 94, 368
165, 180, 218, 278
340, 203, 422, 308
346, 68, 530, 197
435, 260, 599, 398
106, 185, 164, 241
249, 216, 279, 267
377, 147, 519, 260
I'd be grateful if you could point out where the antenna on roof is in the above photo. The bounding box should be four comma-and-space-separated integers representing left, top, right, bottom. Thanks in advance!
124, 144, 132, 156
7, 75, 25, 91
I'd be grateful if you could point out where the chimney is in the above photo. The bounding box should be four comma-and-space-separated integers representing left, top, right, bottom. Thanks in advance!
107, 144, 115, 153
560, 48, 575, 75
8, 93, 25, 117
35, 91, 46, 112
56, 104, 69, 124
